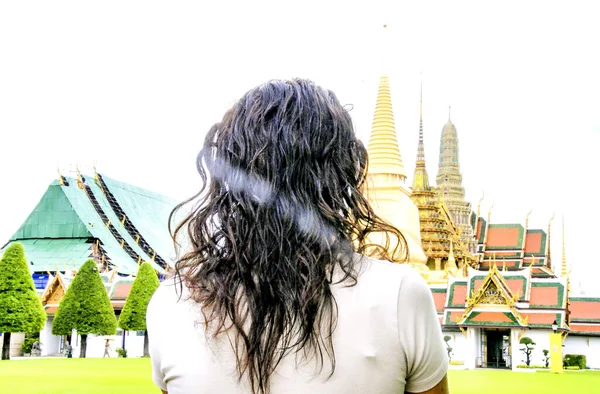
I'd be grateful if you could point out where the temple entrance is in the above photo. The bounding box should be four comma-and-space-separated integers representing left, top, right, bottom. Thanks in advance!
480, 329, 511, 368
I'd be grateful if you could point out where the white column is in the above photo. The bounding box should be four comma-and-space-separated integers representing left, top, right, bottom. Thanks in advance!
464, 328, 477, 369
511, 329, 520, 371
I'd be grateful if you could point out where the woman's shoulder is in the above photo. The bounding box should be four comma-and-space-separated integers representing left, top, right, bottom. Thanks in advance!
354, 254, 425, 286
147, 277, 193, 321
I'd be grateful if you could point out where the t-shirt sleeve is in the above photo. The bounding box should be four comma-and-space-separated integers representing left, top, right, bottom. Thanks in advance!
147, 286, 168, 392
397, 268, 449, 393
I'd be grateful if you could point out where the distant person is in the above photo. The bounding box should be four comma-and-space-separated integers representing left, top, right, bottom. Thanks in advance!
103, 339, 111, 358
147, 79, 449, 393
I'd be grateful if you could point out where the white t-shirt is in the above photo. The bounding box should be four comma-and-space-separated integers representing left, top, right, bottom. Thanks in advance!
147, 255, 448, 393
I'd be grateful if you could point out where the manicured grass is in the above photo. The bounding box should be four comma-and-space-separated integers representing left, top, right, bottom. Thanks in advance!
448, 369, 599, 393
1, 358, 599, 393
0, 358, 155, 394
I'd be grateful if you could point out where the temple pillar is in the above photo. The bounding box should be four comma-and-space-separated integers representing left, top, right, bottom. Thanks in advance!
510, 329, 521, 371
464, 328, 477, 369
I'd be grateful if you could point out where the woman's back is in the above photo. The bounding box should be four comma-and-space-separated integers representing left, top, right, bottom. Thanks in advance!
147, 254, 448, 393
152, 79, 449, 393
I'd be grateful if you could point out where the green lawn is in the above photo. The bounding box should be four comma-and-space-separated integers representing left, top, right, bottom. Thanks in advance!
1, 358, 598, 393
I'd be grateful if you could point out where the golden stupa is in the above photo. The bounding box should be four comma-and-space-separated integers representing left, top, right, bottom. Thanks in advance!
363, 26, 428, 269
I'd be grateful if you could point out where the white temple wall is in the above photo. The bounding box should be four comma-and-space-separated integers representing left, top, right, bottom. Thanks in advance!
68, 330, 145, 358
564, 336, 600, 369
41, 318, 60, 356
510, 329, 520, 370
442, 331, 469, 363
518, 329, 552, 366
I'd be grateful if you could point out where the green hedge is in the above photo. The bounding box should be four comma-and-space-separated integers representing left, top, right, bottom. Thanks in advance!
21, 332, 40, 354
564, 354, 586, 369
517, 364, 548, 369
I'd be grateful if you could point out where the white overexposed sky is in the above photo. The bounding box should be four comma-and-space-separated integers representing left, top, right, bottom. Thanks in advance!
1, 1, 598, 293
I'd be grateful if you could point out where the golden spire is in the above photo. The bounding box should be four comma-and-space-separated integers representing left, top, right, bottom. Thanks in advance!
561, 215, 568, 277
412, 74, 430, 191
367, 25, 406, 180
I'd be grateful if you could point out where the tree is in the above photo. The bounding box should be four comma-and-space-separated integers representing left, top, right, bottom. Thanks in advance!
0, 242, 46, 360
519, 336, 536, 366
543, 349, 550, 368
52, 259, 116, 358
443, 335, 453, 361
118, 262, 160, 356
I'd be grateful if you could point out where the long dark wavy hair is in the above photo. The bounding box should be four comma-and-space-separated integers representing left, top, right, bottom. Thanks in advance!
169, 78, 407, 394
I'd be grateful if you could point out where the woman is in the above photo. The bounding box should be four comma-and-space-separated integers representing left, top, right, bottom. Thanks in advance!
147, 79, 449, 393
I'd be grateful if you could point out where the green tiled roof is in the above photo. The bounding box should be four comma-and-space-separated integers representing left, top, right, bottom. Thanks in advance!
2, 174, 175, 275
100, 175, 177, 263
58, 178, 141, 273
86, 180, 163, 273
10, 182, 93, 240
0, 238, 93, 272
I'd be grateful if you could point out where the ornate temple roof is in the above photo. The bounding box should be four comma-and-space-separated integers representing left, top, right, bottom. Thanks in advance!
0, 172, 177, 276
439, 264, 571, 331
40, 270, 138, 315
474, 218, 553, 276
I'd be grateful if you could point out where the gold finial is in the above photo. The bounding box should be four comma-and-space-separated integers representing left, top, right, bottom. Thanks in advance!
547, 212, 555, 273
57, 167, 64, 186
448, 240, 456, 267
525, 208, 532, 229
476, 191, 484, 220
380, 23, 389, 77
420, 72, 423, 119
502, 257, 506, 272
448, 106, 451, 120
561, 215, 568, 277
487, 200, 494, 223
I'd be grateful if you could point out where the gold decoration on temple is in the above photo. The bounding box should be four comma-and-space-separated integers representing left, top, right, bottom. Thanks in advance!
461, 264, 527, 326
479, 282, 505, 304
